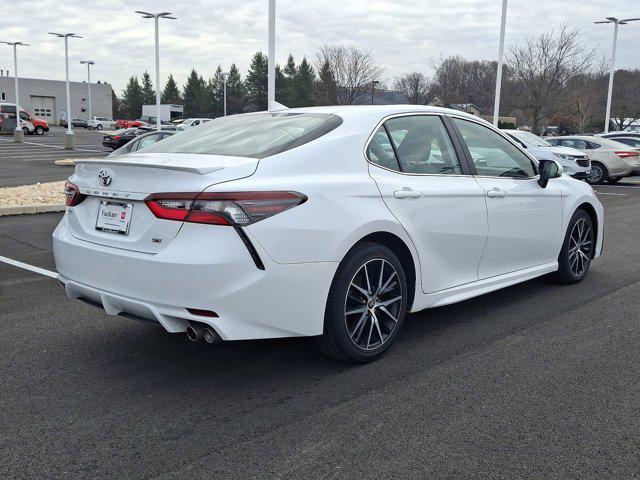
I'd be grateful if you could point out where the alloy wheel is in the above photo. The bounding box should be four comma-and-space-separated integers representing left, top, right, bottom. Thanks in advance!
588, 165, 603, 184
344, 259, 403, 351
568, 218, 592, 277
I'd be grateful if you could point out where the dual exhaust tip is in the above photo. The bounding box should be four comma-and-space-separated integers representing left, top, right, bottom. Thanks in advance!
186, 324, 221, 344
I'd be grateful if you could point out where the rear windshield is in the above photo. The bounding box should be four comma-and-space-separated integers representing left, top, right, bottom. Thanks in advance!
142, 112, 343, 159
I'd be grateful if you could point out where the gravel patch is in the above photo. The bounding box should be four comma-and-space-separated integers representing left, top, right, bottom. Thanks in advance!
0, 181, 66, 208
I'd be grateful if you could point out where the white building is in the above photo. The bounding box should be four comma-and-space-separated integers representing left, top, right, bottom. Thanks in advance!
0, 75, 113, 124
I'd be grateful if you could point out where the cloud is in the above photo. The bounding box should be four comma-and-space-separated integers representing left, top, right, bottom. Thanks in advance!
0, 0, 638, 94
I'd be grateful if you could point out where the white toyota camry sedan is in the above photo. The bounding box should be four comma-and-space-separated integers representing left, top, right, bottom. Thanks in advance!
53, 106, 604, 363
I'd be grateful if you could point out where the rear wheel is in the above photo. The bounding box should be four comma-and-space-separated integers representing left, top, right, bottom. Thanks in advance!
554, 210, 594, 284
96, 124, 103, 130
315, 242, 408, 363
586, 162, 608, 185
34, 126, 45, 135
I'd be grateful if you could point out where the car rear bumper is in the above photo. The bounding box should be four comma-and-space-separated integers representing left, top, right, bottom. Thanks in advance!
53, 215, 337, 340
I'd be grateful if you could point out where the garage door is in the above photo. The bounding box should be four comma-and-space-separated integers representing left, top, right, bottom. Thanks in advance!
30, 96, 55, 120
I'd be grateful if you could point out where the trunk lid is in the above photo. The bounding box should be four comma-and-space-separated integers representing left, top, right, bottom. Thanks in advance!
67, 152, 258, 253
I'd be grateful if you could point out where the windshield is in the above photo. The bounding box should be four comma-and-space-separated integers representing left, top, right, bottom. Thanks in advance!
512, 131, 551, 148
142, 112, 343, 159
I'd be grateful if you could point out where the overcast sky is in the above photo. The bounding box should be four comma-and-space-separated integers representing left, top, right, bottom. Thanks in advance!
1, 0, 638, 94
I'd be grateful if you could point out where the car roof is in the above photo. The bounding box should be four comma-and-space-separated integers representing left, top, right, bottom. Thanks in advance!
260, 105, 485, 126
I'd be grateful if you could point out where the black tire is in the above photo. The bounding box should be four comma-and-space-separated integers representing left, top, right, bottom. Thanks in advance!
554, 209, 594, 284
315, 242, 408, 363
96, 124, 103, 130
34, 126, 45, 135
607, 177, 622, 183
586, 162, 608, 185
22, 127, 30, 134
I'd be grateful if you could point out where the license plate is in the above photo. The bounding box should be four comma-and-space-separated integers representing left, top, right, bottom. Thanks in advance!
95, 201, 133, 235
103, 136, 111, 141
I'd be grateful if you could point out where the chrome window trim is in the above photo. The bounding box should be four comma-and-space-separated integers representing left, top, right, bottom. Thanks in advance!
362, 112, 469, 178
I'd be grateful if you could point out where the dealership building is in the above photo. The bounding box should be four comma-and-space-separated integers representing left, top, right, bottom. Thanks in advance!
0, 76, 113, 124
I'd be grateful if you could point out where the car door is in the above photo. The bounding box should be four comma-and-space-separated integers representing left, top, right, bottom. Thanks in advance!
451, 117, 564, 279
367, 114, 488, 294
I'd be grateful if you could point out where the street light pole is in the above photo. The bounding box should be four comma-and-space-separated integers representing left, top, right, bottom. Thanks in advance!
0, 41, 29, 143
136, 11, 177, 131
222, 72, 229, 116
371, 80, 380, 105
595, 17, 639, 133
492, 0, 508, 127
49, 32, 82, 149
80, 60, 95, 125
268, 0, 276, 110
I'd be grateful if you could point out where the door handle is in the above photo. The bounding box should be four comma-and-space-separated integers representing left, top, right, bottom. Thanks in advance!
486, 188, 507, 198
394, 188, 423, 199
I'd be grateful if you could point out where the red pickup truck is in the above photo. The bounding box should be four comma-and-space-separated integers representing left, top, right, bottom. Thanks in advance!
0, 103, 49, 135
115, 119, 147, 129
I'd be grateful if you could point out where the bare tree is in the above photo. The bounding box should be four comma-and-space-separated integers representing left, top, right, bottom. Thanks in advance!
315, 45, 384, 105
506, 24, 595, 134
611, 69, 640, 131
394, 72, 429, 104
428, 56, 498, 112
565, 66, 607, 133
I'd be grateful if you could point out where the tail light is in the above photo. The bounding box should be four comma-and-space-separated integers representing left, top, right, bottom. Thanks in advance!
64, 181, 86, 207
113, 135, 121, 141
615, 151, 639, 159
145, 191, 307, 226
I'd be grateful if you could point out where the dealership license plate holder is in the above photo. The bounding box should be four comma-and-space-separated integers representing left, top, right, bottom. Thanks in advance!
95, 200, 133, 235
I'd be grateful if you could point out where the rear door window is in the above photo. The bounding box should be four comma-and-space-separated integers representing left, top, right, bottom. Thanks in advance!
367, 115, 462, 175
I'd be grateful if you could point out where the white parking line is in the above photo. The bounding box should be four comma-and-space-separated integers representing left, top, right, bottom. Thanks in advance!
0, 138, 104, 153
0, 255, 59, 279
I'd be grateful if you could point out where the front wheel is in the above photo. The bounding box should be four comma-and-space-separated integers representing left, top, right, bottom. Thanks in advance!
554, 210, 594, 284
315, 242, 408, 363
586, 162, 608, 185
96, 124, 103, 130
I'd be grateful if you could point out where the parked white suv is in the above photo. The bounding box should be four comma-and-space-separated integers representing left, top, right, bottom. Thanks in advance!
88, 117, 116, 131
504, 130, 590, 179
53, 106, 603, 362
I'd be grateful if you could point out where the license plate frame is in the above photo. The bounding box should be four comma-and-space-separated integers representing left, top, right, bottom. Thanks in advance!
95, 200, 133, 236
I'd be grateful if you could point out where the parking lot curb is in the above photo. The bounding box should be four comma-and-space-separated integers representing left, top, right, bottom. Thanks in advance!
54, 159, 76, 166
0, 204, 66, 216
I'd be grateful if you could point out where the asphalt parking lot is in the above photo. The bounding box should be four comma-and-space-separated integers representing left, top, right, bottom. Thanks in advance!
0, 127, 110, 188
0, 180, 639, 479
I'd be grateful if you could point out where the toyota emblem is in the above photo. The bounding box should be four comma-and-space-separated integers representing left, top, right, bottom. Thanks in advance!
98, 169, 112, 187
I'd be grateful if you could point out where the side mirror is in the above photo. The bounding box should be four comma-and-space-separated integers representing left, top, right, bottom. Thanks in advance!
538, 159, 562, 188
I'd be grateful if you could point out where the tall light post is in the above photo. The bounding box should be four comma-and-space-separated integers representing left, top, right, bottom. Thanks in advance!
595, 17, 639, 133
492, 0, 508, 126
80, 60, 95, 125
222, 72, 229, 116
0, 41, 29, 143
268, 0, 276, 110
49, 32, 82, 149
136, 11, 177, 131
371, 80, 380, 105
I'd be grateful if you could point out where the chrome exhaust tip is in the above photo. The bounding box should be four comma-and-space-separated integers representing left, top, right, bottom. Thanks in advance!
203, 327, 221, 344
186, 324, 203, 342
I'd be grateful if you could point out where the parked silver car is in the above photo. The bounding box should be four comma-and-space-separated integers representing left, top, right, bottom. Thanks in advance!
547, 135, 640, 184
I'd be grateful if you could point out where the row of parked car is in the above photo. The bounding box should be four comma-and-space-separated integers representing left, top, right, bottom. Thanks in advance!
503, 130, 640, 185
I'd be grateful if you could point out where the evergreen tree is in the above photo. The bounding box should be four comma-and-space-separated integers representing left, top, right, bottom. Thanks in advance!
209, 66, 225, 118
283, 53, 297, 106
245, 51, 269, 111
276, 64, 287, 105
226, 64, 246, 115
122, 76, 143, 118
141, 71, 155, 105
182, 69, 207, 117
293, 57, 316, 107
161, 74, 182, 104
315, 60, 337, 106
